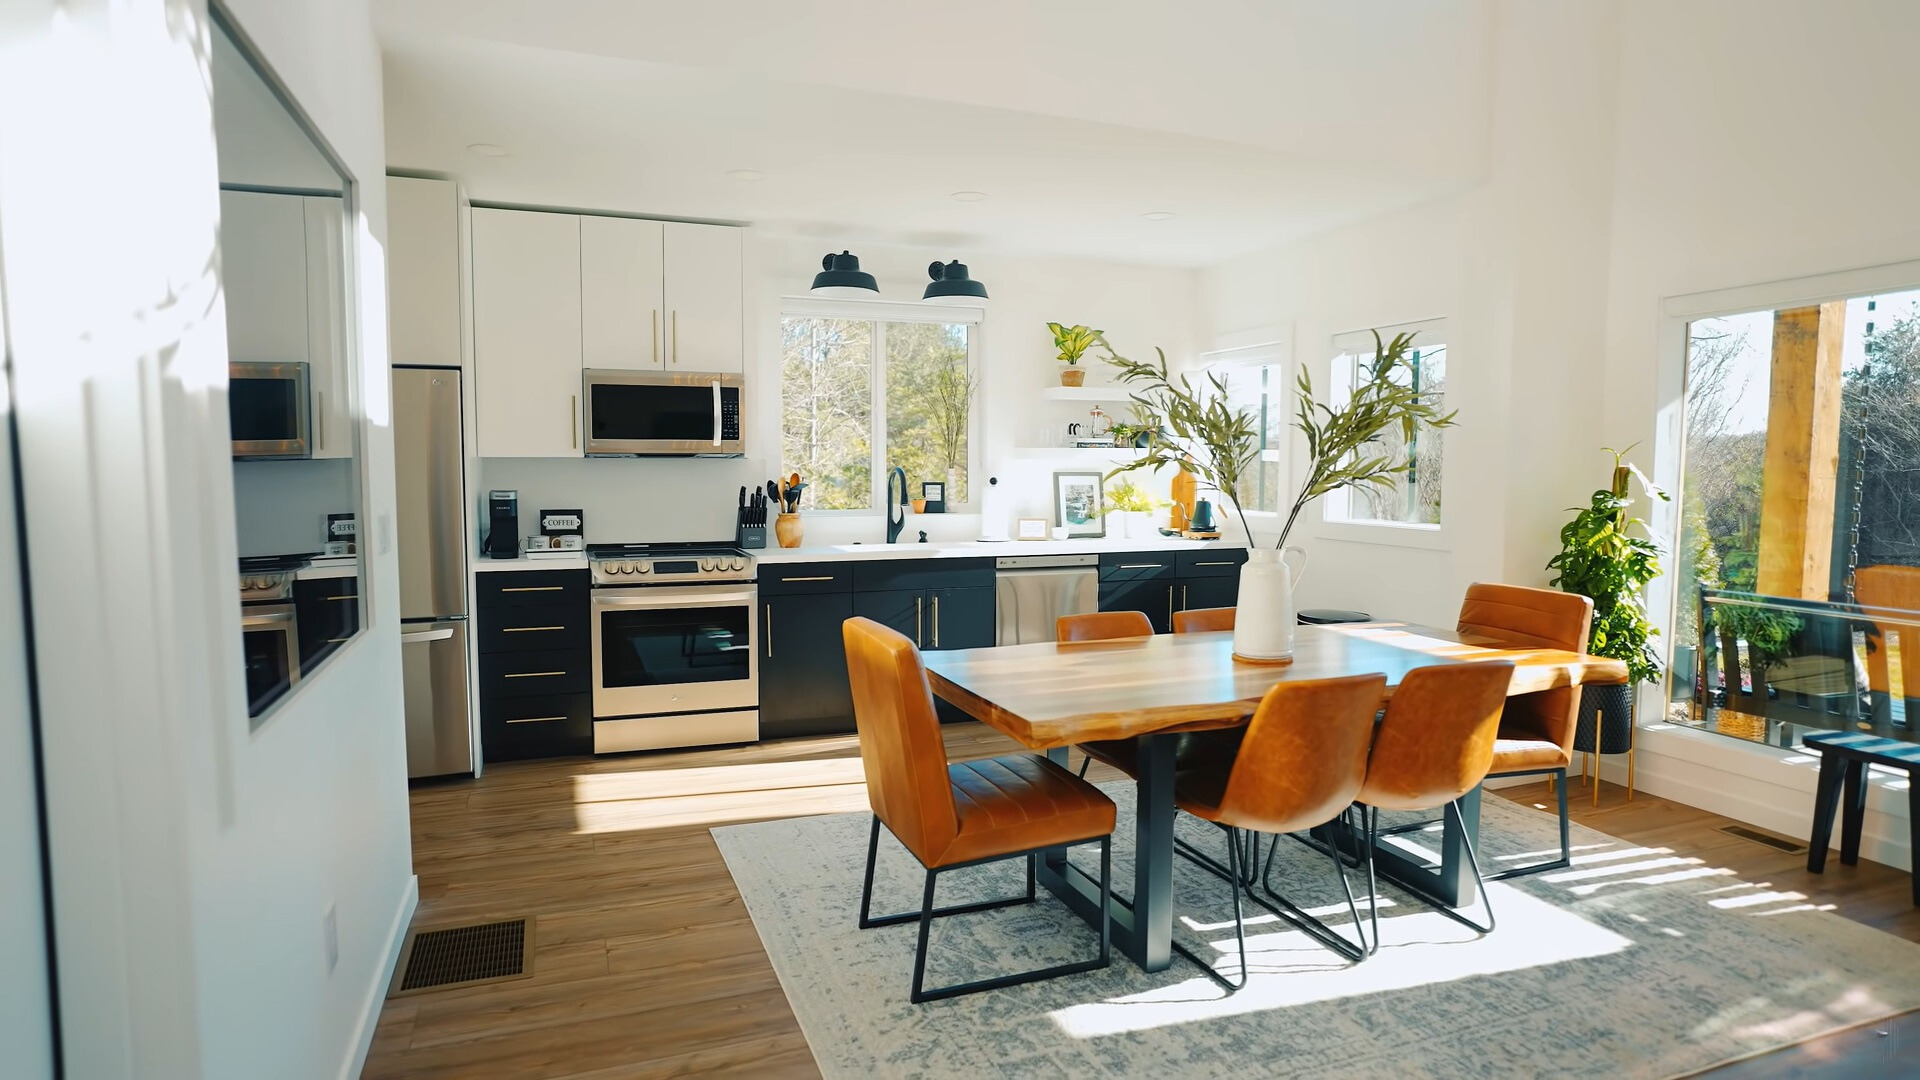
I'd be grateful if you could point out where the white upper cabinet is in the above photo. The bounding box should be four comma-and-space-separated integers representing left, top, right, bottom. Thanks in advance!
220, 189, 308, 365
581, 215, 666, 371
386, 176, 463, 368
302, 197, 351, 459
663, 222, 744, 373
471, 208, 583, 458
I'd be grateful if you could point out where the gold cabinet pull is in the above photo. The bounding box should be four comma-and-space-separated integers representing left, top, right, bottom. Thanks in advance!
503, 671, 566, 679
501, 585, 563, 593
652, 309, 659, 365
325, 594, 356, 602
1193, 560, 1236, 567
1167, 584, 1174, 625
765, 603, 773, 657
932, 594, 940, 648
317, 391, 325, 450
671, 310, 678, 364
570, 394, 578, 448
915, 595, 924, 648
781, 575, 834, 582
501, 625, 564, 633
505, 715, 565, 725
1182, 584, 1189, 610
1118, 563, 1166, 570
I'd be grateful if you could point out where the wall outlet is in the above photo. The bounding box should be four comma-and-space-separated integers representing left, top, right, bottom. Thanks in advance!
323, 904, 339, 974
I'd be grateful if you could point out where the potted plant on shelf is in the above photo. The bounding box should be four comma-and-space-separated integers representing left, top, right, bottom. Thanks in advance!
1100, 478, 1160, 539
1047, 322, 1102, 387
1545, 446, 1668, 761
1104, 331, 1454, 661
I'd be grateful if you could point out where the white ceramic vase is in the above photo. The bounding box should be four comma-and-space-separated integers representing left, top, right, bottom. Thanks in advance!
1233, 546, 1309, 661
1116, 510, 1150, 539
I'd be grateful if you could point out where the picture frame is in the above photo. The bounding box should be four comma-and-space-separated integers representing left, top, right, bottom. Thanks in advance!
921, 480, 946, 514
1015, 517, 1050, 541
1052, 471, 1106, 538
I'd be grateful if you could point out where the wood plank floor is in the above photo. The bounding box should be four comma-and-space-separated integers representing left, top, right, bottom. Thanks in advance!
363, 727, 1920, 1079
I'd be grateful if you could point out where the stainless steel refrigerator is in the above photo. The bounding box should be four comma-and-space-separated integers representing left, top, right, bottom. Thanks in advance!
394, 366, 473, 778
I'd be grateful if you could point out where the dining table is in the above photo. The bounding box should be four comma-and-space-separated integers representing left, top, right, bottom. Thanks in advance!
922, 621, 1629, 974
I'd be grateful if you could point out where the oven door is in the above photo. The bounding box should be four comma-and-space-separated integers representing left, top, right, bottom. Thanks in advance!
230, 361, 311, 459
591, 585, 758, 718
583, 369, 744, 456
240, 602, 301, 722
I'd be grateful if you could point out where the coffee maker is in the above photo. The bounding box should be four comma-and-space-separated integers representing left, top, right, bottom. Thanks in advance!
485, 490, 520, 559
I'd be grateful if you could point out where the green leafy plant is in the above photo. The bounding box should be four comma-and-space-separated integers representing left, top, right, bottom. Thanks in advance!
1545, 446, 1669, 684
1046, 322, 1103, 366
1100, 477, 1159, 517
1102, 330, 1455, 547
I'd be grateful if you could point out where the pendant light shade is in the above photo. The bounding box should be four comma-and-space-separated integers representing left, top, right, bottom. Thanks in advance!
923, 259, 988, 304
810, 251, 879, 298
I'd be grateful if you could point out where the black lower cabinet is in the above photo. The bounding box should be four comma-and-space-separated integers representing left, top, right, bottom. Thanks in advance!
761, 590, 856, 739
852, 588, 925, 647
1178, 575, 1240, 612
929, 587, 995, 650
1099, 576, 1177, 633
476, 569, 591, 763
293, 576, 359, 672
481, 692, 592, 762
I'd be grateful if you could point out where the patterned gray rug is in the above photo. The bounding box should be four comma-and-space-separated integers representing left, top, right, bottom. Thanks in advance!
713, 784, 1920, 1079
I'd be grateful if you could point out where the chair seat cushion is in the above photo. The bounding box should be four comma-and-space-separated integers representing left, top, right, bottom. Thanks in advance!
934, 755, 1116, 868
1490, 736, 1569, 774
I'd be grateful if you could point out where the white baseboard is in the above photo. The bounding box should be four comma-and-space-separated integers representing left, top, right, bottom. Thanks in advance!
1592, 725, 1912, 873
341, 875, 419, 1080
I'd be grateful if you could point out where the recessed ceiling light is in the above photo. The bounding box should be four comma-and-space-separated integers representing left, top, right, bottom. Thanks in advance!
950, 191, 988, 203
466, 143, 512, 158
726, 169, 765, 181
1141, 211, 1175, 221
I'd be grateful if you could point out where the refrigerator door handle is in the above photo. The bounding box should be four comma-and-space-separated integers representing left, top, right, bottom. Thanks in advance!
401, 627, 455, 644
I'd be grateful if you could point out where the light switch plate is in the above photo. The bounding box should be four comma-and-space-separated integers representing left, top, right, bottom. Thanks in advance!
323, 904, 339, 973
378, 512, 392, 554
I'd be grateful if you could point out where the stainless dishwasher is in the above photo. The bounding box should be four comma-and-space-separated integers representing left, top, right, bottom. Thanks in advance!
995, 553, 1100, 645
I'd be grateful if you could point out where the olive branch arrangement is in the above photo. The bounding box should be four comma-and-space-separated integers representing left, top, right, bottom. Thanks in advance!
1101, 331, 1456, 547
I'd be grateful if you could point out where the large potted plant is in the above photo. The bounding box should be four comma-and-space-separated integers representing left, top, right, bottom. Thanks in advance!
1047, 322, 1102, 386
1545, 447, 1667, 755
1104, 331, 1454, 661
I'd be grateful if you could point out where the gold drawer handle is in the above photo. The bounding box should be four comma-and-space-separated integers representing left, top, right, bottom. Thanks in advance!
325, 595, 356, 602
503, 671, 566, 679
1192, 561, 1236, 566
1117, 563, 1167, 570
502, 626, 565, 633
781, 575, 835, 582
326, 637, 352, 644
505, 716, 565, 725
501, 586, 564, 593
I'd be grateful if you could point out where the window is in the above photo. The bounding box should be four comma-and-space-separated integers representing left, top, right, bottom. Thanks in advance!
1322, 320, 1448, 527
1196, 353, 1286, 514
780, 311, 977, 511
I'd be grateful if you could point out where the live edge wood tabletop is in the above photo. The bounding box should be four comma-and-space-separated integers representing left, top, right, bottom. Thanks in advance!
922, 622, 1629, 750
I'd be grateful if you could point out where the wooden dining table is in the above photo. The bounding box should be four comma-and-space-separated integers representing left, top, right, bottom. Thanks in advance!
922, 622, 1629, 973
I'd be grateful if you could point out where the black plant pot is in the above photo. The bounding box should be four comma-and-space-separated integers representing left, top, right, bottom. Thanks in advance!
1574, 682, 1634, 755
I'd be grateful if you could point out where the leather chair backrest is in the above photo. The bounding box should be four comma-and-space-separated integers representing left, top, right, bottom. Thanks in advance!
1057, 610, 1153, 642
843, 617, 959, 864
1172, 606, 1236, 634
1214, 672, 1387, 834
1855, 565, 1920, 703
1458, 583, 1592, 753
1358, 662, 1514, 811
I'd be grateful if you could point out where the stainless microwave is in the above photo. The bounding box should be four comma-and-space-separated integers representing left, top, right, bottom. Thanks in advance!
582, 369, 744, 457
230, 361, 311, 460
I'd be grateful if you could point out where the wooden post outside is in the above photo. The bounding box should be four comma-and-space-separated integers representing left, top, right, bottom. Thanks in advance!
1756, 302, 1847, 600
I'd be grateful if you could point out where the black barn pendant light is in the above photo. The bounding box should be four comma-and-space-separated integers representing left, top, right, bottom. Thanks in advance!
923, 260, 988, 304
810, 251, 879, 298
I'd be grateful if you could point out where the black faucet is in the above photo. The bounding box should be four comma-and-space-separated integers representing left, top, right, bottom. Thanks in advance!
886, 467, 908, 543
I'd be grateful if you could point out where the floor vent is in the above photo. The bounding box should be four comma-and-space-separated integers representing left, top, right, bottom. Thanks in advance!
1717, 824, 1809, 855
390, 917, 533, 996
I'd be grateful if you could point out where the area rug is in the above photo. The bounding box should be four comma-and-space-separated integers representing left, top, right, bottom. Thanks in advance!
713, 785, 1920, 1079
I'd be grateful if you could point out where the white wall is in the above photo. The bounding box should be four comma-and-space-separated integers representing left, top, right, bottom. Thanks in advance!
232, 457, 357, 555
480, 232, 1200, 545
1597, 0, 1920, 865
0, 1, 414, 1077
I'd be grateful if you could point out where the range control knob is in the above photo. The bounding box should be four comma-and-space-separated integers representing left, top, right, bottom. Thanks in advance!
619, 560, 636, 574
634, 562, 650, 574
700, 559, 715, 572
731, 558, 746, 571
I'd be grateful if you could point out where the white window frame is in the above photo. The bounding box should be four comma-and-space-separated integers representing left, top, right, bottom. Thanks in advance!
777, 297, 986, 514
1195, 341, 1289, 521
1319, 317, 1450, 546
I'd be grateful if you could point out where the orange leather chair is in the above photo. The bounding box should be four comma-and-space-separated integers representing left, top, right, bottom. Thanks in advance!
1057, 611, 1154, 779
1457, 582, 1594, 878
1352, 662, 1514, 951
844, 617, 1114, 1003
1855, 566, 1920, 727
1169, 672, 1388, 986
1172, 606, 1236, 634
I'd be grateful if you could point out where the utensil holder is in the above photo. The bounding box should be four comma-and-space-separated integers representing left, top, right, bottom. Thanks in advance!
774, 513, 803, 549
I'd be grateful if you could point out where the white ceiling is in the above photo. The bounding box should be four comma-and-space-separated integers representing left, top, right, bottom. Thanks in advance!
377, 0, 1494, 266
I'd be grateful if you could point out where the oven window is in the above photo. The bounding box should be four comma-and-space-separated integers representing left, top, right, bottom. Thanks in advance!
230, 376, 302, 443
589, 382, 714, 441
242, 621, 296, 719
600, 605, 751, 688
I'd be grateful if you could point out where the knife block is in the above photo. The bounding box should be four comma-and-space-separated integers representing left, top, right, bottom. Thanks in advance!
735, 509, 767, 549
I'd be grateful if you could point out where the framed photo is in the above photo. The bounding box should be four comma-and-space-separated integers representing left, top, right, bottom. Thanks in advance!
1052, 471, 1106, 538
921, 481, 946, 514
1015, 517, 1050, 541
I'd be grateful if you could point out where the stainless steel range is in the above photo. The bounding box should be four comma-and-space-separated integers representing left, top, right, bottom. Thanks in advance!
238, 554, 307, 721
587, 542, 758, 753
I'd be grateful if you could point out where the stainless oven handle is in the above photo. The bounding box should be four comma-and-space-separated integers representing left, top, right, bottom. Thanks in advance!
401, 627, 455, 644
593, 588, 758, 609
711, 381, 722, 447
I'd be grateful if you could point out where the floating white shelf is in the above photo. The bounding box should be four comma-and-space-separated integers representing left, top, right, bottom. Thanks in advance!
1039, 385, 1136, 403
1009, 445, 1142, 460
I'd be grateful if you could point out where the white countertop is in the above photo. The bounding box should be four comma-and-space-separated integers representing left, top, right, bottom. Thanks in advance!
752, 535, 1243, 564
473, 553, 590, 573
293, 561, 358, 581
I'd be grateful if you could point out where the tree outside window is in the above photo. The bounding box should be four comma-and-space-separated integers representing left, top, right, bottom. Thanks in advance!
1323, 326, 1447, 527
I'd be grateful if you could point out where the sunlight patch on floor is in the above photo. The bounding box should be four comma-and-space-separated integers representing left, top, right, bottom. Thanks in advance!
1048, 883, 1631, 1038
570, 758, 869, 835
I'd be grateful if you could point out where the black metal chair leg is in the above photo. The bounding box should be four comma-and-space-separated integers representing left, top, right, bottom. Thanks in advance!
1078, 753, 1092, 778
1255, 828, 1368, 963
1364, 805, 1381, 955
1172, 826, 1250, 991
1489, 767, 1572, 881
909, 868, 941, 1003
858, 814, 883, 928
1434, 799, 1497, 934
861, 815, 1041, 929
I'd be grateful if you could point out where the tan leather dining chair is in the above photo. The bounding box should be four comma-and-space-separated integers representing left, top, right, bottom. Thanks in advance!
1855, 565, 1920, 726
1172, 606, 1236, 634
1057, 610, 1154, 779
1352, 662, 1514, 951
844, 617, 1114, 1003
1169, 672, 1387, 987
1457, 582, 1593, 878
